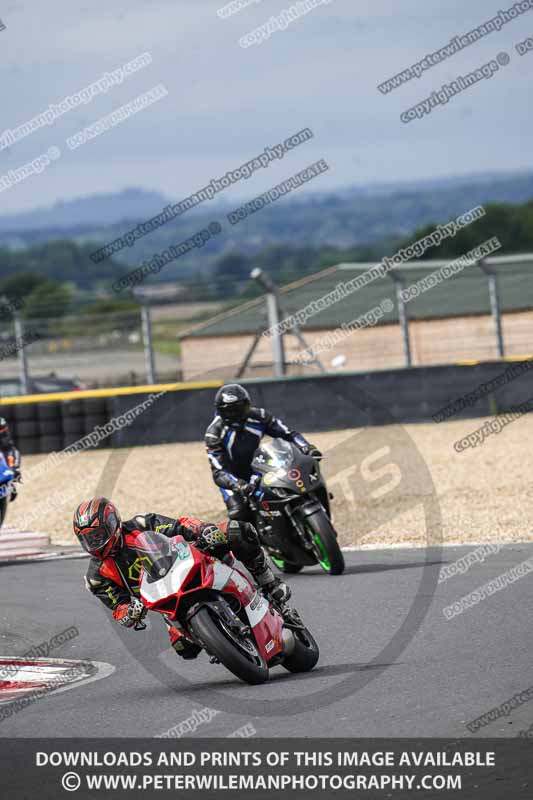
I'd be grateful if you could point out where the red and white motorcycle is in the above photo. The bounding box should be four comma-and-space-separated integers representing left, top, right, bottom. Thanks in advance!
135, 530, 319, 685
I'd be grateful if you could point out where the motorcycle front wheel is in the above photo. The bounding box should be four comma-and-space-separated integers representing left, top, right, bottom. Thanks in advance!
304, 510, 345, 575
270, 555, 304, 574
189, 606, 269, 685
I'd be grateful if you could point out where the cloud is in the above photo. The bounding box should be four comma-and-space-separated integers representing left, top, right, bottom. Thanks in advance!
0, 0, 528, 213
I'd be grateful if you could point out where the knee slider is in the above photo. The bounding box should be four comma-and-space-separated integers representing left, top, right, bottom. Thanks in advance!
227, 520, 244, 547
228, 520, 259, 546
227, 506, 243, 521
228, 525, 261, 564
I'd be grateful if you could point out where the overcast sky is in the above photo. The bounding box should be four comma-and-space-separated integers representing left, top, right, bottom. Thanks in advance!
0, 0, 530, 213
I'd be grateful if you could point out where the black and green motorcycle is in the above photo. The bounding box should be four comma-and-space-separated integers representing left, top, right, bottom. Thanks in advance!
247, 439, 345, 576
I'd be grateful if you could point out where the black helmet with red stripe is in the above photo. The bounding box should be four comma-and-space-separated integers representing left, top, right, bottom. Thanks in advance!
73, 497, 122, 558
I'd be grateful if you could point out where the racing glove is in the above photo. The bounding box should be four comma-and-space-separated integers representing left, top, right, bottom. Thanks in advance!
195, 523, 229, 556
299, 443, 322, 458
113, 599, 146, 628
235, 479, 255, 497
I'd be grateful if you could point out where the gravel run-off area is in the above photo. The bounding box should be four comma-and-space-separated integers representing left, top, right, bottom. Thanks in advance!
8, 415, 531, 548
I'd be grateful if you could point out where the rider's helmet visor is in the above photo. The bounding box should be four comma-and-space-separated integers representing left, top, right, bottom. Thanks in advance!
78, 526, 113, 555
219, 399, 250, 423
77, 511, 120, 556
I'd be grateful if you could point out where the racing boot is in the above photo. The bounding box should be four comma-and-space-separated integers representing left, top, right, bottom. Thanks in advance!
227, 520, 292, 605
168, 626, 202, 660
251, 558, 292, 606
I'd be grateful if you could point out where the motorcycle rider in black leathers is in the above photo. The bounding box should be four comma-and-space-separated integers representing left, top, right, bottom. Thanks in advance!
205, 384, 321, 522
73, 497, 290, 659
0, 416, 21, 501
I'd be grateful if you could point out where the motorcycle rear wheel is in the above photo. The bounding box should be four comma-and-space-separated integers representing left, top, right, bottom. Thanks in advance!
282, 627, 319, 673
189, 606, 269, 685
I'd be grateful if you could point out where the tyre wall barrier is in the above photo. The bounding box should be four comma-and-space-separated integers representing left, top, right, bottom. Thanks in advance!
3, 396, 114, 455
0, 359, 532, 454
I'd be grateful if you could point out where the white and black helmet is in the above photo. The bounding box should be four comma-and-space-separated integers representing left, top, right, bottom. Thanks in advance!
215, 383, 251, 424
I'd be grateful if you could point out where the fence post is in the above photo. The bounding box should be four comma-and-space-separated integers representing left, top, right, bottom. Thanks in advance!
250, 268, 286, 377
389, 272, 412, 367
479, 260, 505, 358
140, 303, 157, 384
13, 310, 30, 395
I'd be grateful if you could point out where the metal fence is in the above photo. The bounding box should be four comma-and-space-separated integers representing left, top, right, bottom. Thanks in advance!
0, 303, 186, 396
1, 253, 532, 396
329, 253, 533, 372
179, 253, 533, 380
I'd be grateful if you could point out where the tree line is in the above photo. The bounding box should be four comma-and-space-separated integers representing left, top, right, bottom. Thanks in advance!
1, 198, 532, 316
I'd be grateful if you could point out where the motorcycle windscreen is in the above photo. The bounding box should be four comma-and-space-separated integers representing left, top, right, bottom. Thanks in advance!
136, 532, 195, 606
252, 439, 295, 472
134, 530, 175, 579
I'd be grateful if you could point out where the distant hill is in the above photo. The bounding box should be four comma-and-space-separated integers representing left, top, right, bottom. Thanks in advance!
1, 171, 533, 281
0, 187, 168, 233
2, 195, 533, 305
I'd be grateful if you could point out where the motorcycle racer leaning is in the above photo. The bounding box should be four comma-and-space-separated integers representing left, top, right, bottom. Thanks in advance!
73, 497, 290, 660
205, 384, 321, 522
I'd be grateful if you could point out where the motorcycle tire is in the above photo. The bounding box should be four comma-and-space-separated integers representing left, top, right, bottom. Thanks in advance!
282, 626, 319, 673
305, 510, 345, 575
0, 496, 8, 529
270, 555, 303, 574
189, 606, 268, 685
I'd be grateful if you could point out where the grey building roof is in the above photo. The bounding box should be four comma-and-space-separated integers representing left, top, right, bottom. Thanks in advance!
181, 255, 533, 339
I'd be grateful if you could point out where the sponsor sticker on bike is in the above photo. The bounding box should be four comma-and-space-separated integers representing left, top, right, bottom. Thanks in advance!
174, 542, 191, 560
249, 591, 263, 612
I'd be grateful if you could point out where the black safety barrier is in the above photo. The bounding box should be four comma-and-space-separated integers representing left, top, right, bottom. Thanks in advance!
1, 359, 532, 454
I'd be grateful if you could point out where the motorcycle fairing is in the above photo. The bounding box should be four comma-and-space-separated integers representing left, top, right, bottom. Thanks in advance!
251, 440, 323, 496
208, 561, 282, 654
0, 452, 14, 498
138, 533, 284, 659
140, 548, 196, 606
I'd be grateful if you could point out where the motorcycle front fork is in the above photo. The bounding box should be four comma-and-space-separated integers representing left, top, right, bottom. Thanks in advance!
256, 504, 316, 558
284, 505, 315, 551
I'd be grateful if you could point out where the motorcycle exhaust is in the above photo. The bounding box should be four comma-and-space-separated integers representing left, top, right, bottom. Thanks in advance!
282, 627, 296, 656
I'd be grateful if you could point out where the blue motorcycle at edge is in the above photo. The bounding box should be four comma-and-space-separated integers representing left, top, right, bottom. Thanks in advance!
0, 452, 17, 529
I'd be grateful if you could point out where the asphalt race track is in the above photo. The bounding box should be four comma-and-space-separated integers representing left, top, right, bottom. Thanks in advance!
1, 545, 532, 739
